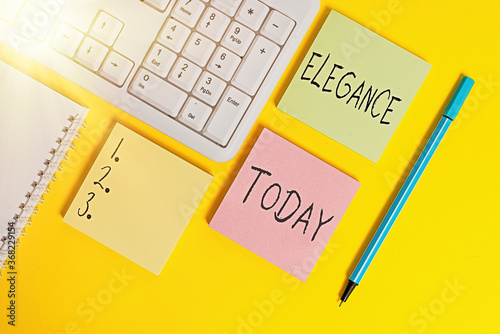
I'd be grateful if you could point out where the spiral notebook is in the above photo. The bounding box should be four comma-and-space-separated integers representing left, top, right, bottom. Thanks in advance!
0, 60, 88, 276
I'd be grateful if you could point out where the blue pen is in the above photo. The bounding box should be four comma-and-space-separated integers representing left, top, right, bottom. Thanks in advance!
340, 76, 475, 306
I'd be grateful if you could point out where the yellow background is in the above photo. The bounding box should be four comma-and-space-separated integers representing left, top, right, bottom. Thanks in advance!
1, 0, 499, 333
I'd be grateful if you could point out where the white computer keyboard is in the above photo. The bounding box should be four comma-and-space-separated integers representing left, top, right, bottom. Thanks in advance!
0, 0, 319, 161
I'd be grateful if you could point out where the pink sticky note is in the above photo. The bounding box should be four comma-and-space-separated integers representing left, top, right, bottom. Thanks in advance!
210, 129, 360, 281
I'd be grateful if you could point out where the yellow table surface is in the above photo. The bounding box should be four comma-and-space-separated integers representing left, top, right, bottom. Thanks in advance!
1, 0, 499, 333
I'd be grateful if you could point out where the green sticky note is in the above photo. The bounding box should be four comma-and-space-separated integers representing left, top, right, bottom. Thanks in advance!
278, 11, 432, 162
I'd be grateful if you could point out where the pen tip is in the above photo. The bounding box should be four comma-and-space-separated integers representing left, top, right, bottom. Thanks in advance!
339, 300, 343, 307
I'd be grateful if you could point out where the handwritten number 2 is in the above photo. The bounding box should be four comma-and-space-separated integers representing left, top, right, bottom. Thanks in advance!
93, 166, 111, 192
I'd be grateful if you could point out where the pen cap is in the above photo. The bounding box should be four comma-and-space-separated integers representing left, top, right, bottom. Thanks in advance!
443, 76, 475, 120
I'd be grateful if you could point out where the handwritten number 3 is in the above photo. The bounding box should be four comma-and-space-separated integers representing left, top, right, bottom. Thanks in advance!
78, 192, 95, 217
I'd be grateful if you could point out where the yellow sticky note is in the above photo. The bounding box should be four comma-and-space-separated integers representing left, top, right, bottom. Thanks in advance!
278, 10, 432, 162
63, 123, 212, 275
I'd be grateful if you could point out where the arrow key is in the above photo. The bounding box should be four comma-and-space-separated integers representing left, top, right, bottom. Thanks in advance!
197, 7, 230, 42
99, 51, 135, 86
207, 47, 241, 81
75, 37, 108, 71
89, 11, 124, 46
168, 57, 202, 91
50, 22, 84, 58
158, 18, 191, 53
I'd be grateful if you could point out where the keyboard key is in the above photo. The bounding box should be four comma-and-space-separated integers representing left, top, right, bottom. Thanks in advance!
75, 37, 108, 71
157, 18, 191, 52
207, 47, 241, 81
171, 0, 205, 28
50, 23, 84, 58
168, 57, 202, 91
203, 87, 251, 145
89, 11, 123, 46
183, 32, 216, 67
99, 51, 134, 86
144, 0, 171, 11
211, 0, 242, 17
232, 36, 279, 95
0, 0, 24, 23
261, 10, 295, 45
178, 97, 213, 131
221, 21, 255, 56
130, 69, 188, 117
193, 72, 227, 106
143, 43, 177, 77
30, 0, 65, 16
235, 0, 269, 31
197, 7, 230, 42
14, 3, 55, 40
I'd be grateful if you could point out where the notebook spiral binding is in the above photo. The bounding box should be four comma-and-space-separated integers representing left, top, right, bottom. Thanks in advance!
0, 113, 87, 277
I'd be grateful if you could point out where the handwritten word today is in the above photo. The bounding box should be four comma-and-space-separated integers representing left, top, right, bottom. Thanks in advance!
243, 166, 334, 242
301, 52, 402, 125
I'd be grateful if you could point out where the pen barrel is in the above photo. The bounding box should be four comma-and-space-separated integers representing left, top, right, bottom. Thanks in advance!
350, 116, 453, 284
